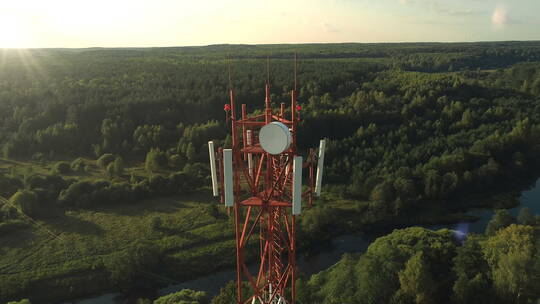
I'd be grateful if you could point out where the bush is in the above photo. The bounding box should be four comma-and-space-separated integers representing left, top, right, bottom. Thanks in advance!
7, 299, 31, 304
97, 153, 115, 168
59, 180, 135, 207
52, 161, 71, 175
145, 148, 166, 172
106, 162, 115, 178
105, 240, 160, 288
1, 204, 18, 220
154, 289, 209, 304
148, 175, 168, 195
71, 157, 87, 172
151, 216, 163, 231
9, 190, 39, 217
168, 154, 184, 169
25, 174, 67, 194
113, 156, 124, 176
168, 172, 188, 193
0, 173, 23, 197
0, 220, 28, 236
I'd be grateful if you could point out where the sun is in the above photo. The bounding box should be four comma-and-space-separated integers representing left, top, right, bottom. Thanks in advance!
0, 14, 28, 48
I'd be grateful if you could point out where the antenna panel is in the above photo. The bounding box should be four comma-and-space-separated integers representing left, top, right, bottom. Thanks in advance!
208, 141, 219, 197
223, 149, 234, 207
292, 156, 303, 215
246, 130, 253, 177
315, 139, 326, 197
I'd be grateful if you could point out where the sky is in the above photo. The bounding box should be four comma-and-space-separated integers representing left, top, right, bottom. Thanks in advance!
1, 0, 539, 48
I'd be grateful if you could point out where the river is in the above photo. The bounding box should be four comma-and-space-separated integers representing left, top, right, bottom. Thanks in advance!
70, 178, 540, 304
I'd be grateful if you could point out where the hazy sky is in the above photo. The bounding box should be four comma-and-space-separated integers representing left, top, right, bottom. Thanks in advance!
2, 0, 539, 48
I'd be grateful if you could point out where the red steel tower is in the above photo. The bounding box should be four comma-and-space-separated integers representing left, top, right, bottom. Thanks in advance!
208, 62, 326, 304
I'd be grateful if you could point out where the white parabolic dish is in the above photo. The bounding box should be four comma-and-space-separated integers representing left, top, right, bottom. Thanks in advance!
259, 122, 292, 155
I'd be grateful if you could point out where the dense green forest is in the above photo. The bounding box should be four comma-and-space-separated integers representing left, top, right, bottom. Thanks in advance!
295, 208, 540, 304
1, 41, 540, 303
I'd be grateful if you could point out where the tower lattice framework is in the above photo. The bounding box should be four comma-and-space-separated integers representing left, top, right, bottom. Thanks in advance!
214, 80, 318, 304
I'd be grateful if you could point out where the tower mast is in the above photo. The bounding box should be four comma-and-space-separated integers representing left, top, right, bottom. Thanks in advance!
209, 56, 325, 304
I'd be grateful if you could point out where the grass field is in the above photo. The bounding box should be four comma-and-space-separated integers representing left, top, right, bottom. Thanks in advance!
0, 189, 237, 303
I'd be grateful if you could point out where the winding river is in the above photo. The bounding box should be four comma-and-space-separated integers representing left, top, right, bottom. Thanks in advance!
70, 178, 540, 304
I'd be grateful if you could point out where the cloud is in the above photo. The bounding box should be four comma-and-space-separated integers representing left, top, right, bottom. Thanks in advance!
322, 22, 339, 33
429, 2, 483, 17
492, 4, 507, 28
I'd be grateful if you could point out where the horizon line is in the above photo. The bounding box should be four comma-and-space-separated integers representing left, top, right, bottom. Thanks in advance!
2, 40, 540, 50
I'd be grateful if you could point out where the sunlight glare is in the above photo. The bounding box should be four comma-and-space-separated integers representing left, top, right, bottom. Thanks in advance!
0, 14, 27, 48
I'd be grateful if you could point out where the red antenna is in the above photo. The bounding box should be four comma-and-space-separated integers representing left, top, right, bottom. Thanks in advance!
208, 56, 325, 304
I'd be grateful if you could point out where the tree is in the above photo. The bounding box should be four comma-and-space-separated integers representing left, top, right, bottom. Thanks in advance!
145, 148, 165, 173
211, 281, 251, 304
485, 209, 516, 236
355, 227, 457, 304
154, 289, 209, 304
424, 170, 441, 199
517, 207, 535, 226
482, 225, 540, 303
395, 252, 436, 304
452, 235, 492, 304
369, 181, 396, 203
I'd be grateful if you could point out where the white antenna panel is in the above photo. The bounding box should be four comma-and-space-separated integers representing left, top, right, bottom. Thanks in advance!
292, 156, 302, 215
208, 141, 219, 197
259, 122, 292, 155
246, 130, 253, 177
315, 139, 326, 197
223, 149, 234, 207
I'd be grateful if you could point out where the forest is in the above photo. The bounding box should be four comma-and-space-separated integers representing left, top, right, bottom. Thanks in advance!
1, 41, 540, 303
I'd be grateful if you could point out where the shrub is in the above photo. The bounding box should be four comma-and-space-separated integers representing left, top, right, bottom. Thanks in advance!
25, 174, 67, 194
59, 180, 135, 207
97, 153, 115, 168
71, 157, 87, 172
113, 156, 124, 176
0, 173, 23, 197
151, 216, 162, 231
1, 204, 18, 220
105, 240, 160, 288
148, 175, 168, 195
168, 154, 184, 169
145, 148, 166, 172
106, 162, 115, 178
52, 161, 71, 175
59, 181, 97, 207
9, 190, 39, 217
7, 298, 31, 304
0, 220, 28, 236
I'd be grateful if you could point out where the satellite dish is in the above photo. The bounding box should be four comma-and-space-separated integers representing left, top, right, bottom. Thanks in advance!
259, 122, 292, 155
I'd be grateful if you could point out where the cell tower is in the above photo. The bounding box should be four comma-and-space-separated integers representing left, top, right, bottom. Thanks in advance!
208, 57, 326, 304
